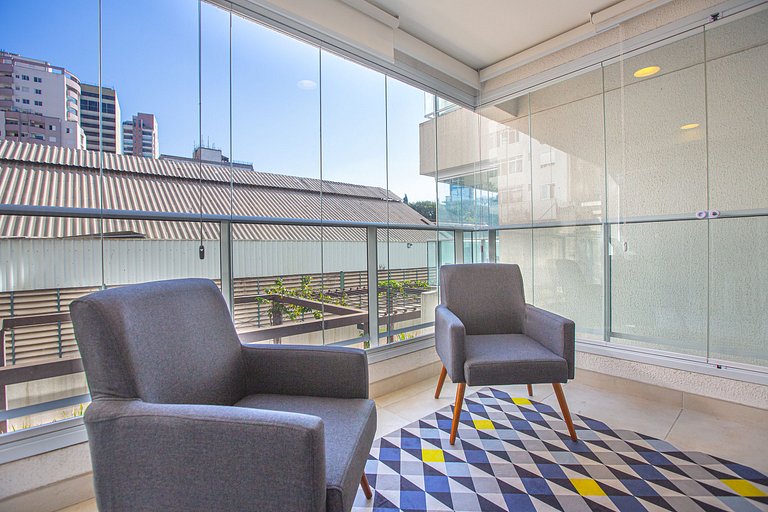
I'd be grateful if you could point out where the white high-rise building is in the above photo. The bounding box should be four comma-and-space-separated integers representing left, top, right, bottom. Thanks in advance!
0, 51, 86, 149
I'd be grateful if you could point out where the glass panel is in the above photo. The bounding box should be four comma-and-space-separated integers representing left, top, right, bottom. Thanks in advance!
610, 220, 707, 356
604, 32, 707, 219
1, 0, 99, 435
321, 227, 367, 347
385, 77, 436, 220
320, 50, 386, 345
102, 220, 220, 285
378, 228, 437, 345
201, 1, 233, 216
530, 69, 604, 223
383, 77, 437, 344
498, 229, 533, 301
103, 0, 198, 166
0, 216, 100, 433
438, 230, 455, 267
709, 217, 768, 367
533, 226, 603, 340
232, 224, 324, 345
479, 95, 532, 227
434, 104, 481, 228
231, 10, 321, 218
706, 9, 768, 212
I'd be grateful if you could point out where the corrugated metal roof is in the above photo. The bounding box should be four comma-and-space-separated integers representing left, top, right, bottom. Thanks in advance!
0, 140, 397, 200
0, 140, 435, 242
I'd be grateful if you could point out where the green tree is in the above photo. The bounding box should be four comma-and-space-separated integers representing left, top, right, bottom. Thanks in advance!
408, 200, 436, 222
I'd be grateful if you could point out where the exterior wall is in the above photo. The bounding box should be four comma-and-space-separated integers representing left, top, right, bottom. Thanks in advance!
0, 52, 83, 150
0, 239, 430, 292
122, 112, 159, 158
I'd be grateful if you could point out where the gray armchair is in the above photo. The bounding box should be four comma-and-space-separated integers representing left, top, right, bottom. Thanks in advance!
434, 263, 578, 444
70, 278, 376, 512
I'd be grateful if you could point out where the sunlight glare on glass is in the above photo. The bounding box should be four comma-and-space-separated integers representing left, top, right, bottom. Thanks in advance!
297, 79, 317, 90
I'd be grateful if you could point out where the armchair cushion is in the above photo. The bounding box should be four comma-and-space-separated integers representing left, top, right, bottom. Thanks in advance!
242, 344, 368, 399
235, 394, 377, 512
463, 334, 568, 386
440, 263, 526, 335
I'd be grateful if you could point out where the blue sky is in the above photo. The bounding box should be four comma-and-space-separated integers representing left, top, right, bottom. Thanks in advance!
1, 0, 436, 201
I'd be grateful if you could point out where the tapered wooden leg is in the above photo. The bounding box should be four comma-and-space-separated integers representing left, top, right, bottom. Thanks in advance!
360, 474, 373, 500
435, 365, 448, 398
527, 384, 533, 397
552, 382, 577, 441
449, 383, 466, 445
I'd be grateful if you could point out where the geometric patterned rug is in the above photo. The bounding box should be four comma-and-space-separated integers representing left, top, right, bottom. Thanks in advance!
352, 388, 768, 511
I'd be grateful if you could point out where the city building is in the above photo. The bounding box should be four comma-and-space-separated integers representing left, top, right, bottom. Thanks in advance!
0, 51, 85, 149
160, 146, 254, 170
122, 112, 159, 158
79, 84, 121, 153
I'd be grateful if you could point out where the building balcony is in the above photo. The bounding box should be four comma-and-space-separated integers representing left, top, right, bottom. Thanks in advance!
1, 1, 767, 510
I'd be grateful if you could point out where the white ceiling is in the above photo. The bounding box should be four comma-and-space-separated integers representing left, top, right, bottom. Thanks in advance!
369, 0, 621, 70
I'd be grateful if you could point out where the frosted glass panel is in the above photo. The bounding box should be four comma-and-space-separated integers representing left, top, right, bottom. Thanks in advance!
706, 10, 768, 212
530, 70, 604, 223
604, 33, 707, 219
709, 217, 768, 367
498, 229, 533, 301
610, 221, 707, 356
533, 226, 603, 339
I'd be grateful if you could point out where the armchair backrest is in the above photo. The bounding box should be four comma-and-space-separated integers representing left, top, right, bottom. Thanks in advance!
70, 279, 246, 405
440, 263, 526, 335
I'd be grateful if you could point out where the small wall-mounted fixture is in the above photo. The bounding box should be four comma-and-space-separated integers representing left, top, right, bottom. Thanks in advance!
680, 123, 700, 130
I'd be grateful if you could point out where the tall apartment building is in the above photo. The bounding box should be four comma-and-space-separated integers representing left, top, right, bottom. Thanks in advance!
0, 51, 86, 149
122, 113, 159, 158
79, 84, 121, 153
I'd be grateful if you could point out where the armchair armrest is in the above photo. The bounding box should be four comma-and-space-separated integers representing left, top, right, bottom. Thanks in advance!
84, 399, 326, 512
242, 344, 369, 399
435, 305, 466, 382
524, 304, 575, 379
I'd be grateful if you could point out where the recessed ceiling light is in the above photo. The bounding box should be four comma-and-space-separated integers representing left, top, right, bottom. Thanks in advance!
680, 123, 700, 130
633, 66, 661, 78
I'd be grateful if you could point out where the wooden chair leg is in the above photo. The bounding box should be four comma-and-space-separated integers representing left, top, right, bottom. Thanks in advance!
360, 474, 373, 500
435, 365, 448, 398
552, 382, 578, 441
449, 383, 466, 445
527, 384, 533, 397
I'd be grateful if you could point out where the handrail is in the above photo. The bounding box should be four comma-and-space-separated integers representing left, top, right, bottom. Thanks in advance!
0, 204, 442, 231
3, 204, 766, 234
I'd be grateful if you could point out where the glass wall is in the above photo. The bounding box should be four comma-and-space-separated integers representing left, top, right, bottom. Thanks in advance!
470, 6, 767, 366
1, 0, 766, 439
0, 0, 440, 435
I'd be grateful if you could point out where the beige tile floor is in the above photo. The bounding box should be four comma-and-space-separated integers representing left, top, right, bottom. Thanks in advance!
58, 377, 768, 512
